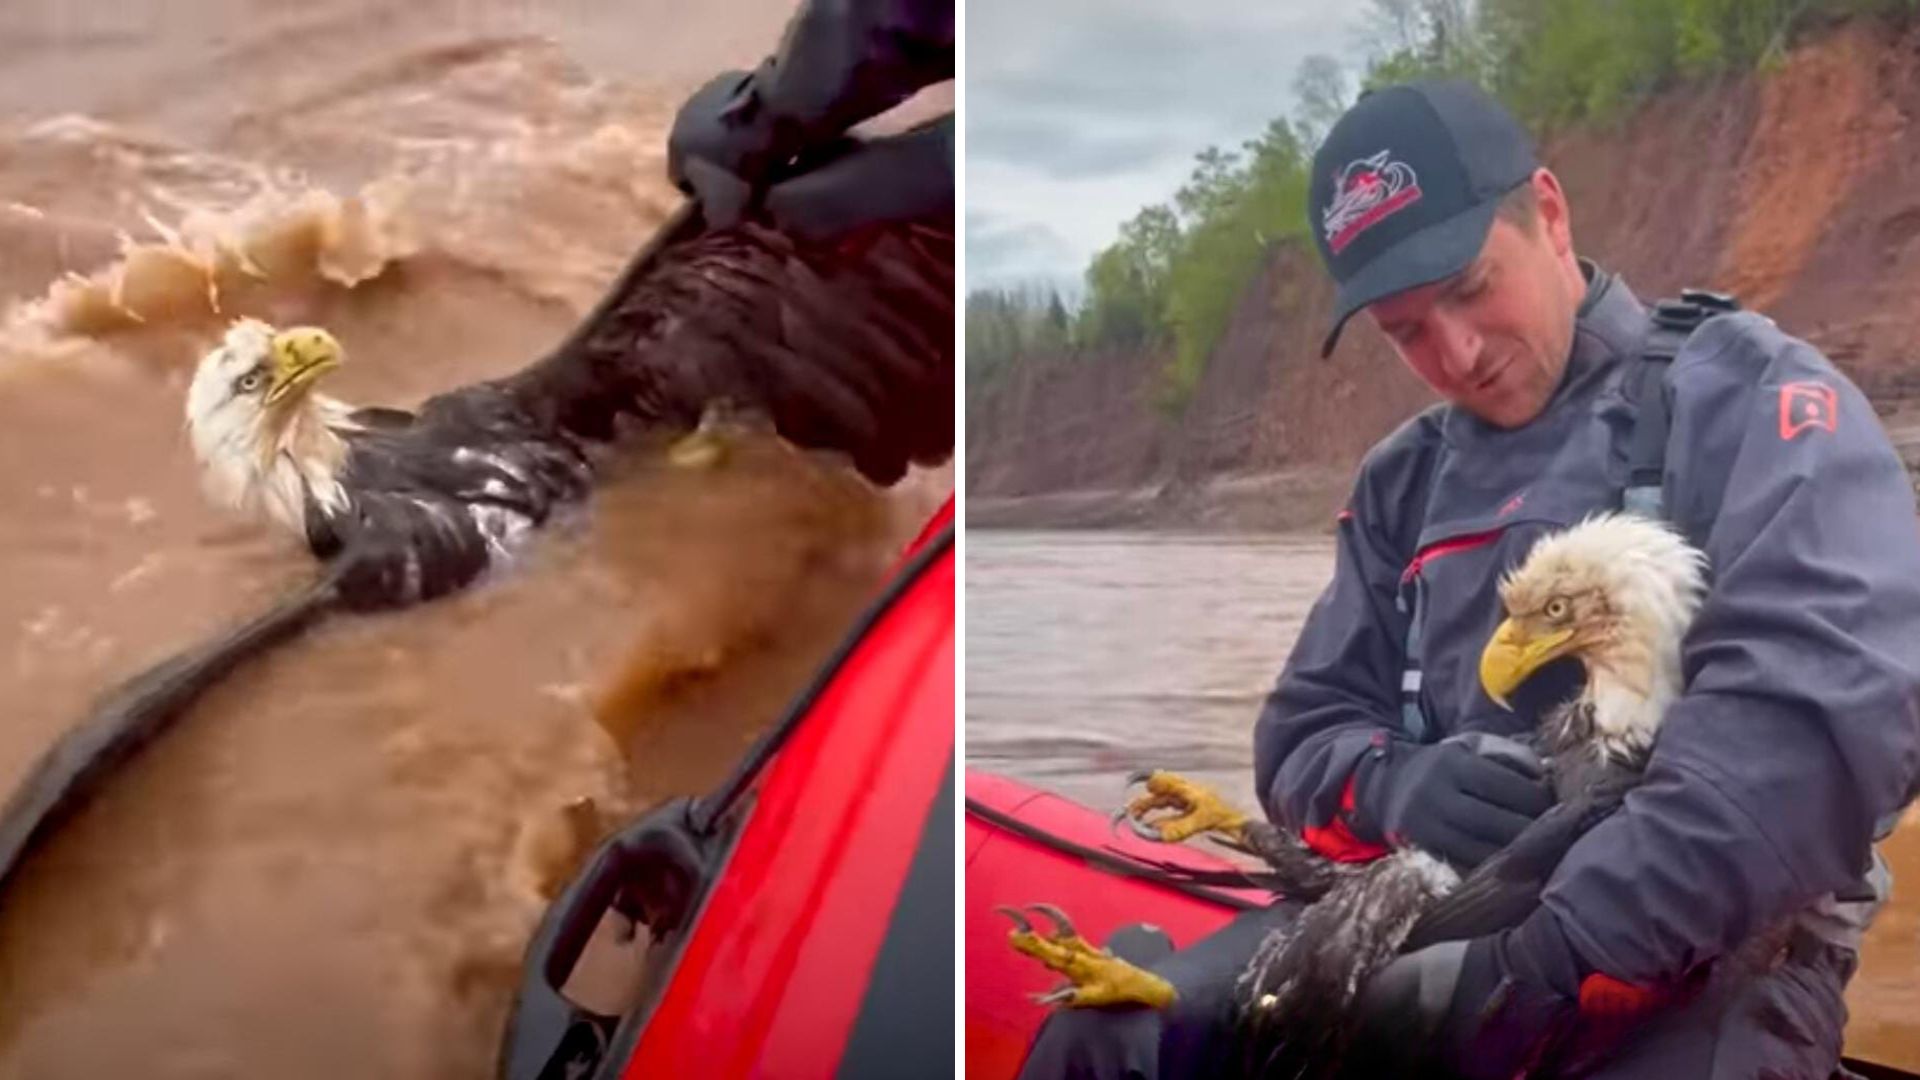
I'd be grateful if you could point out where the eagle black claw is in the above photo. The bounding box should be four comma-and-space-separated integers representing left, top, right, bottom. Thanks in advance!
1028, 902, 1079, 939
995, 904, 1036, 934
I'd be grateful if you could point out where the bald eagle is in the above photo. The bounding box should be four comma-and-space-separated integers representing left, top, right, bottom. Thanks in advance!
1006, 514, 1709, 1076
183, 212, 952, 607
185, 316, 586, 603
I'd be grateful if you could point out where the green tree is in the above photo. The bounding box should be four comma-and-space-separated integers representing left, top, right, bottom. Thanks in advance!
1079, 203, 1179, 351
1157, 123, 1314, 410
1292, 55, 1352, 150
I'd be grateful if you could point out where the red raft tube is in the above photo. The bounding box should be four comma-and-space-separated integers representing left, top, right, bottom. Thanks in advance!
500, 502, 954, 1080
963, 770, 1258, 1080
963, 770, 1920, 1080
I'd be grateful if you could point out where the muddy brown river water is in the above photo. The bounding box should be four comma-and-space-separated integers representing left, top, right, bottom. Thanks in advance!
0, 3, 945, 1076
965, 529, 1920, 1071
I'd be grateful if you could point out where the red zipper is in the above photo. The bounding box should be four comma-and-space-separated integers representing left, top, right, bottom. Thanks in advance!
1400, 527, 1506, 584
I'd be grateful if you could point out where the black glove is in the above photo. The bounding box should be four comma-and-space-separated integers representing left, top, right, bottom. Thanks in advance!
1352, 732, 1554, 871
759, 118, 952, 242
1349, 911, 1667, 1079
667, 0, 953, 236
1351, 933, 1570, 1078
668, 68, 775, 227
671, 74, 952, 241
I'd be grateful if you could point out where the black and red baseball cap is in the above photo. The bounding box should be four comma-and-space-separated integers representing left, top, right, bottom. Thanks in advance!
1309, 79, 1537, 357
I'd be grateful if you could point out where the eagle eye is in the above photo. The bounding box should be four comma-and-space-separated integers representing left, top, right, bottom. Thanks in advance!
235, 369, 265, 395
1544, 596, 1570, 621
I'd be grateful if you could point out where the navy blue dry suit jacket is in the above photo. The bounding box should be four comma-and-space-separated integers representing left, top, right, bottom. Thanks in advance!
1253, 263, 1920, 988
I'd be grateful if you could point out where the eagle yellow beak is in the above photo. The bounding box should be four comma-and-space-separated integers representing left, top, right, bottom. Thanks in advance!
1479, 619, 1575, 711
267, 327, 342, 405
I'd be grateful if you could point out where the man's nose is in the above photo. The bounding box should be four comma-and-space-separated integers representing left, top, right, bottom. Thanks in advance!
1431, 312, 1483, 382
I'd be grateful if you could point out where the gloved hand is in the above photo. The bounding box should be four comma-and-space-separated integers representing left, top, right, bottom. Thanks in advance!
1351, 731, 1554, 870
759, 118, 952, 242
1348, 912, 1667, 1079
666, 0, 953, 238
670, 69, 952, 241
667, 67, 783, 227
1349, 934, 1569, 1078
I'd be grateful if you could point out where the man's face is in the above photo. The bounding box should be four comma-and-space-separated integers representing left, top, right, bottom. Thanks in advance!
1366, 181, 1581, 429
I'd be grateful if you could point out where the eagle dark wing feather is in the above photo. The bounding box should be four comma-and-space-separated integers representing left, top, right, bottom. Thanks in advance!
494, 216, 952, 485
1236, 850, 1462, 1080
1222, 791, 1627, 1080
314, 212, 952, 608
1234, 820, 1347, 900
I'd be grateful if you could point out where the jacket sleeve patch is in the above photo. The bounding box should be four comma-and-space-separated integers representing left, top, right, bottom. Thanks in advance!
1779, 381, 1838, 441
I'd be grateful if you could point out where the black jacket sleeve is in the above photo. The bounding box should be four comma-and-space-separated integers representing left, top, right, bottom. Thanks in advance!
1254, 414, 1438, 830
760, 0, 954, 148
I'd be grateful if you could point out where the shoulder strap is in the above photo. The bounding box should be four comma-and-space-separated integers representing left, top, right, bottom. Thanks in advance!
1395, 435, 1452, 741
1622, 289, 1739, 519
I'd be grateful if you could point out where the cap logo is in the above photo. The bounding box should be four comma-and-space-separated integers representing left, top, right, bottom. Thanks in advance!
1324, 150, 1423, 255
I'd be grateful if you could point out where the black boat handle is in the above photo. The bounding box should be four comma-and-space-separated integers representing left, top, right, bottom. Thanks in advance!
497, 797, 712, 1080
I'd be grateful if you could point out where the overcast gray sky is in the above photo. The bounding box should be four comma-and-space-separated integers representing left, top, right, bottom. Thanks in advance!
966, 0, 1369, 297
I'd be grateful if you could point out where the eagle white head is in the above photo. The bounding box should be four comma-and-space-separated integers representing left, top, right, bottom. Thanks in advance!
1479, 513, 1709, 759
186, 318, 356, 538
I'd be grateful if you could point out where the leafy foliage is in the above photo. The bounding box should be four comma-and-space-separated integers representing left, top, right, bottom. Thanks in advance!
965, 285, 1075, 387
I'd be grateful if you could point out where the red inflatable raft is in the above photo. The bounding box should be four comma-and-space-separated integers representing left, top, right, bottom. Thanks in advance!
963, 768, 1919, 1080
500, 501, 954, 1080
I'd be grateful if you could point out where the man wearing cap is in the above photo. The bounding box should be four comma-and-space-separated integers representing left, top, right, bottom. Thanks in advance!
1019, 79, 1920, 1078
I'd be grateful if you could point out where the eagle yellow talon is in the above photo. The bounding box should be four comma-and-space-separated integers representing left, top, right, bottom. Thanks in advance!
667, 428, 728, 470
998, 904, 1176, 1009
1118, 770, 1250, 845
